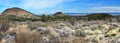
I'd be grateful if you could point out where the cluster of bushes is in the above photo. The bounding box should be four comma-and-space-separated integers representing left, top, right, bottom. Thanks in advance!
0, 15, 40, 21
1, 14, 83, 22
41, 14, 70, 22
0, 13, 115, 22
0, 14, 71, 22
86, 13, 114, 20
40, 13, 114, 22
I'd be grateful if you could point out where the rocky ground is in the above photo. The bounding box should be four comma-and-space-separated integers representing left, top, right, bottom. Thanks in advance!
0, 20, 120, 43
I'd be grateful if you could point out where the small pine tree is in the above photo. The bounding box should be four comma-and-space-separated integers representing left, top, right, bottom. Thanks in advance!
41, 14, 48, 22
47, 15, 52, 21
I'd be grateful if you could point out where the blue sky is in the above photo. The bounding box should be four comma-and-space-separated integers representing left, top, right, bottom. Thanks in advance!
0, 0, 120, 15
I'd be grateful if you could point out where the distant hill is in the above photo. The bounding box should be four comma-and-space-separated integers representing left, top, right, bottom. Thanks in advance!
64, 13, 120, 16
86, 13, 114, 18
53, 12, 64, 16
64, 13, 88, 16
0, 7, 40, 21
84, 13, 119, 21
2, 7, 38, 18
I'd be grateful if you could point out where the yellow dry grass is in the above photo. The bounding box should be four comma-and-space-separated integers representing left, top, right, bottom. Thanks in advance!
15, 24, 42, 43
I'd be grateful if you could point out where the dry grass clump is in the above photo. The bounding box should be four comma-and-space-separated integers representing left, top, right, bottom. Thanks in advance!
47, 26, 89, 43
15, 24, 43, 43
48, 26, 62, 43
0, 19, 10, 34
15, 25, 62, 43
15, 25, 89, 43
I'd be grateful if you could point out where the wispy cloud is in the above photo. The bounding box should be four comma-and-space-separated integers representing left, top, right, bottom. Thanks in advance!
0, 0, 120, 14
88, 6, 120, 13
21, 0, 66, 9
0, 0, 73, 14
0, 0, 72, 9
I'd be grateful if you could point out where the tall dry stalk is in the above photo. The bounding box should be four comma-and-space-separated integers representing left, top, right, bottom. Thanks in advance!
0, 19, 10, 34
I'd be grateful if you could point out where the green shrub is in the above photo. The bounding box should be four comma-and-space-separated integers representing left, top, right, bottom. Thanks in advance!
41, 14, 48, 22
75, 30, 86, 37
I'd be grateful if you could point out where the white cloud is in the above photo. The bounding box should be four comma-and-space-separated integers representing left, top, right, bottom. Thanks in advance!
0, 0, 74, 14
21, 0, 68, 9
88, 6, 120, 13
0, 0, 72, 9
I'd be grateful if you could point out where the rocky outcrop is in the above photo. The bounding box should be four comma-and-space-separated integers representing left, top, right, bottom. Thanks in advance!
53, 12, 64, 16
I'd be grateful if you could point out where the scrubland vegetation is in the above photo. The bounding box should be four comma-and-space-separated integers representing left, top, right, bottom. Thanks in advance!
0, 8, 120, 43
